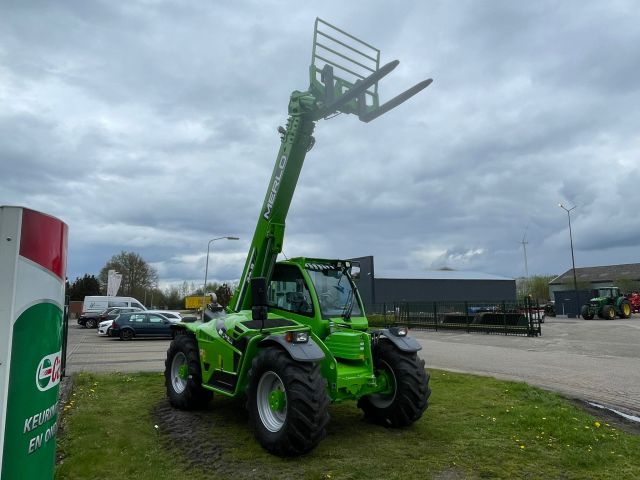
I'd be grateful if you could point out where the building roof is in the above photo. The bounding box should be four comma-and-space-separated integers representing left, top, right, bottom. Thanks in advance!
549, 263, 640, 285
380, 270, 514, 281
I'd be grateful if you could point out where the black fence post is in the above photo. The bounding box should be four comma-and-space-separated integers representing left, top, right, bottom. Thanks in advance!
537, 299, 542, 336
464, 301, 469, 333
502, 300, 507, 334
433, 302, 438, 331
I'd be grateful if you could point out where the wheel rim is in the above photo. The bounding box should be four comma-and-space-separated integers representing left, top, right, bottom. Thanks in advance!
369, 360, 397, 409
623, 304, 631, 316
170, 352, 188, 394
123, 330, 132, 339
256, 371, 287, 432
607, 307, 615, 319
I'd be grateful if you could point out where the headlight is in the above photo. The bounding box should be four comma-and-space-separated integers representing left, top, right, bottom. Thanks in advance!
285, 331, 309, 343
389, 326, 408, 337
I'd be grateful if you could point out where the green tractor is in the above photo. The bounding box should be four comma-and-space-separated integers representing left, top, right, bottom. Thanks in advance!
164, 19, 433, 456
580, 287, 632, 320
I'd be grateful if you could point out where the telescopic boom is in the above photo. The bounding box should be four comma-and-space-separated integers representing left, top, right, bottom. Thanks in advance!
229, 18, 432, 311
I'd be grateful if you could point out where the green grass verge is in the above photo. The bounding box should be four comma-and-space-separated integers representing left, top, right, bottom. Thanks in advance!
55, 370, 640, 480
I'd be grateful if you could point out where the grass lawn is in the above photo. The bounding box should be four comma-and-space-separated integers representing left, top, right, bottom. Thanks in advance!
55, 370, 640, 480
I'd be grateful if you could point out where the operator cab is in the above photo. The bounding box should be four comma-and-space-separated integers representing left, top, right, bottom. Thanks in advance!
266, 259, 365, 335
597, 287, 619, 299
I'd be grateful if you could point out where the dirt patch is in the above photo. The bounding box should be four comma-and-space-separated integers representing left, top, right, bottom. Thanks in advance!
433, 467, 469, 480
152, 398, 329, 480
152, 400, 229, 473
570, 398, 640, 435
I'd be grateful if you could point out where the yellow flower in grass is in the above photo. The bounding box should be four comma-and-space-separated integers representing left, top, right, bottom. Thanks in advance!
594, 421, 601, 428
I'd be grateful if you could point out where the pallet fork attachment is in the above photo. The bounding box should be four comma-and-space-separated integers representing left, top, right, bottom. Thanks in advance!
310, 18, 432, 122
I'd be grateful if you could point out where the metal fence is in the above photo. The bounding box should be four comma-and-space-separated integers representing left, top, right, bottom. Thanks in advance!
367, 298, 542, 336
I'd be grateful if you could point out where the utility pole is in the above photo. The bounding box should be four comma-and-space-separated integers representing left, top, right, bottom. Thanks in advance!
559, 204, 579, 315
520, 225, 529, 297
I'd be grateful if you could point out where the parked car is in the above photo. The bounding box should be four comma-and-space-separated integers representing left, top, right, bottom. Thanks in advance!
78, 311, 103, 329
98, 310, 182, 337
98, 318, 115, 336
96, 306, 144, 323
78, 296, 146, 328
80, 306, 145, 329
81, 295, 146, 314
109, 312, 180, 340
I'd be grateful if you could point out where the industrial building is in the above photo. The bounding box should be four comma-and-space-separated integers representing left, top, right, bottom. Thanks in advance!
351, 256, 516, 309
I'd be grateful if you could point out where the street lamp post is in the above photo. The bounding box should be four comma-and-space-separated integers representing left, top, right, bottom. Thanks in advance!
202, 236, 240, 320
559, 204, 578, 316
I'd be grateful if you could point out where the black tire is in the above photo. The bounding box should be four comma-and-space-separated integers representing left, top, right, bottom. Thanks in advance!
164, 334, 212, 409
358, 339, 430, 427
119, 329, 134, 341
618, 300, 632, 319
85, 318, 97, 329
581, 305, 594, 320
247, 347, 330, 456
601, 304, 616, 320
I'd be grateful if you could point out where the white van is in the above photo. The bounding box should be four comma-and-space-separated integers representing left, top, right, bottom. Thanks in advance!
82, 296, 146, 314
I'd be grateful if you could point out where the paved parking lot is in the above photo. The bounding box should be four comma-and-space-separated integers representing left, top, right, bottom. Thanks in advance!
412, 315, 640, 417
65, 323, 171, 374
65, 314, 640, 417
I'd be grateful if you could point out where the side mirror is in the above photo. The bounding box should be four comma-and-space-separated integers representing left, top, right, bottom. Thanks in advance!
251, 277, 268, 306
251, 277, 268, 322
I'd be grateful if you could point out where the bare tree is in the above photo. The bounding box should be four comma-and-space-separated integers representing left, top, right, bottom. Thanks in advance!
99, 251, 159, 299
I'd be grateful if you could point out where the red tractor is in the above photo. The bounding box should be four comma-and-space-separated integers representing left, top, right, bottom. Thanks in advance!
628, 292, 640, 314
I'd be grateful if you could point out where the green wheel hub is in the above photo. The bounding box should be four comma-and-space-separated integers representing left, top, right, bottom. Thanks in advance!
170, 352, 188, 394
368, 359, 397, 408
257, 371, 288, 432
376, 369, 394, 396
269, 389, 286, 412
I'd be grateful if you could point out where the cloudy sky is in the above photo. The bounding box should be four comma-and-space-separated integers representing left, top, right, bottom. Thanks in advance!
2, 1, 639, 289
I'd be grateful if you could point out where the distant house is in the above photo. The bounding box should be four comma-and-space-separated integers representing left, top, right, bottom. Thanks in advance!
351, 256, 516, 309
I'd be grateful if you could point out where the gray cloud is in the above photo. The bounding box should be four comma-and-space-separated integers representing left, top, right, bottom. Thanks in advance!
2, 1, 639, 291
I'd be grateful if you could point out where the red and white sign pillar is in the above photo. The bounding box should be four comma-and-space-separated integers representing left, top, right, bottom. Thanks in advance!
0, 206, 68, 479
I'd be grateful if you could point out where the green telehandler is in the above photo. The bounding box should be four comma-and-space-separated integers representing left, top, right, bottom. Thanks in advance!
580, 287, 632, 320
164, 18, 433, 456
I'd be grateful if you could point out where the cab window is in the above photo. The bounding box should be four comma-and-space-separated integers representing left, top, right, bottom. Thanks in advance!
267, 265, 313, 316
